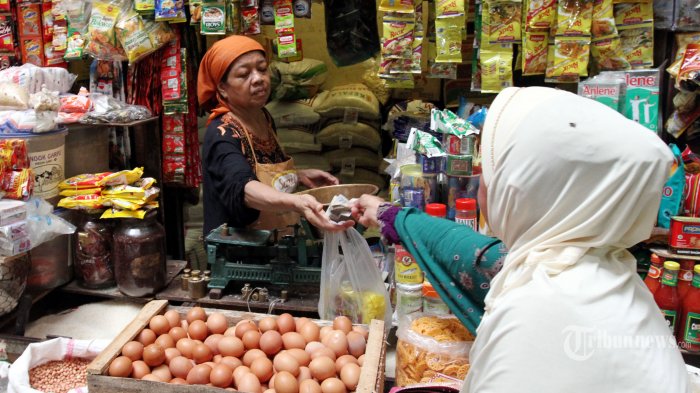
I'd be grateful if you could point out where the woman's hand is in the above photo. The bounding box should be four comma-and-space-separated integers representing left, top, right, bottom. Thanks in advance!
297, 169, 339, 189
294, 194, 354, 232
351, 194, 385, 228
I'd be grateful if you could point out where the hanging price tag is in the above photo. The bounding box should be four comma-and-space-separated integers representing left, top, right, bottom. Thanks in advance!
343, 107, 359, 124
340, 158, 356, 176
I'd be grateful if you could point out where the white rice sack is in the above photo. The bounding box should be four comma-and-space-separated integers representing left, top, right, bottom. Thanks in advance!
317, 121, 381, 151
266, 100, 320, 127
314, 84, 381, 120
0, 64, 76, 94
278, 127, 321, 154
324, 147, 382, 170
0, 83, 29, 110
272, 59, 328, 86
290, 153, 331, 172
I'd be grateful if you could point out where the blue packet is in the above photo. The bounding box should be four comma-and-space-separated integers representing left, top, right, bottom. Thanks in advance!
467, 107, 488, 130
657, 143, 685, 229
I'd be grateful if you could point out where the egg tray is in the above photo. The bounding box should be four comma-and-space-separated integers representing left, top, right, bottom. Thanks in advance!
86, 300, 387, 393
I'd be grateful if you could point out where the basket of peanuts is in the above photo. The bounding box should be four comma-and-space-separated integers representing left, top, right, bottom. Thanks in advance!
8, 337, 109, 393
395, 314, 474, 387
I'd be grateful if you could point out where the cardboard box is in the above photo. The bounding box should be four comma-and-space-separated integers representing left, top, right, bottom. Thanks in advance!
20, 37, 44, 66
670, 216, 700, 256
17, 3, 41, 37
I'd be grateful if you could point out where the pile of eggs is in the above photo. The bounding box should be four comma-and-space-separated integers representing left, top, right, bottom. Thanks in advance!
107, 307, 369, 393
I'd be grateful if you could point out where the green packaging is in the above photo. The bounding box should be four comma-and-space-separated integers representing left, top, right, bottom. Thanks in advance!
407, 128, 446, 158
603, 67, 662, 133
201, 3, 226, 35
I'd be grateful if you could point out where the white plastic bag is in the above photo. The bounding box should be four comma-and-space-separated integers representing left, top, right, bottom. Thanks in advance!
25, 198, 76, 249
319, 227, 392, 326
8, 337, 109, 393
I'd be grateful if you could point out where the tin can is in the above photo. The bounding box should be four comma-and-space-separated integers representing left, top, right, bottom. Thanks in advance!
396, 283, 423, 318
444, 175, 480, 220
443, 134, 476, 156
670, 216, 700, 256
446, 155, 473, 177
395, 244, 423, 284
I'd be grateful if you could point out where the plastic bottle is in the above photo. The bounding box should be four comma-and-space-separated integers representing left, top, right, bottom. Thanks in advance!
455, 198, 477, 229
644, 253, 664, 294
425, 203, 447, 218
679, 265, 700, 352
654, 261, 681, 335
422, 280, 450, 315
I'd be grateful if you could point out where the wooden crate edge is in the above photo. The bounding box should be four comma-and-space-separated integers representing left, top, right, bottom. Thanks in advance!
357, 319, 386, 393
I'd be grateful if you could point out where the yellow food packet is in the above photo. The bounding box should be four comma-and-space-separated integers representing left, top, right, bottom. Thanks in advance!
591, 0, 617, 39
591, 36, 630, 71
522, 31, 549, 75
613, 2, 653, 28
58, 194, 105, 210
436, 0, 465, 18
556, 0, 593, 37
133, 177, 157, 189
382, 14, 415, 59
480, 44, 513, 93
378, 0, 415, 13
550, 37, 590, 77
526, 0, 556, 30
96, 167, 144, 187
618, 24, 653, 69
667, 32, 700, 78
483, 1, 521, 44
104, 198, 143, 211
59, 187, 102, 197
100, 208, 147, 219
384, 75, 416, 89
435, 16, 463, 63
115, 11, 154, 65
102, 185, 160, 201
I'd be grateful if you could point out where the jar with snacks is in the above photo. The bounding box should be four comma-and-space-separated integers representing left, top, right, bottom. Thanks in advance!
396, 282, 423, 319
113, 211, 166, 297
73, 210, 115, 289
422, 280, 450, 315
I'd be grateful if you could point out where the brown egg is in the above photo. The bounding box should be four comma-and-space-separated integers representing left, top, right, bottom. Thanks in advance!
308, 356, 336, 381
295, 317, 311, 332
322, 331, 348, 357
250, 357, 274, 382
297, 366, 312, 383
305, 341, 325, 355
335, 355, 358, 374
273, 352, 300, 377
233, 365, 251, 385
299, 379, 322, 393
221, 356, 243, 370
258, 317, 278, 333
340, 363, 360, 390
143, 344, 166, 367
332, 317, 352, 335
321, 377, 347, 393
152, 364, 172, 382
274, 371, 299, 393
121, 341, 144, 361
164, 347, 181, 364
176, 338, 195, 358
235, 320, 259, 338
242, 349, 267, 367
214, 354, 223, 363
310, 347, 336, 362
259, 330, 284, 356
346, 331, 366, 358
181, 320, 189, 331
357, 355, 364, 367
218, 336, 245, 357
132, 360, 150, 379
268, 373, 276, 389
168, 327, 188, 342
187, 306, 207, 323
277, 313, 296, 334
351, 325, 368, 340
150, 315, 171, 336
186, 363, 212, 385
243, 330, 262, 350
282, 332, 306, 350
237, 372, 262, 393
204, 333, 224, 355
319, 326, 333, 342
207, 313, 229, 335
224, 326, 237, 336
108, 356, 132, 377
155, 334, 175, 349
137, 329, 157, 346
169, 356, 193, 379
189, 320, 209, 341
210, 364, 234, 387
287, 348, 311, 367
170, 378, 187, 384
192, 343, 213, 364
141, 374, 162, 382
164, 310, 181, 328
299, 321, 320, 343
263, 389, 276, 393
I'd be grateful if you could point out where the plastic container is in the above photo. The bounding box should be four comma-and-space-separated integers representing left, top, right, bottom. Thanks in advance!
113, 212, 166, 297
425, 203, 447, 218
396, 282, 423, 318
455, 198, 477, 229
73, 210, 115, 289
423, 280, 450, 315
26, 208, 73, 290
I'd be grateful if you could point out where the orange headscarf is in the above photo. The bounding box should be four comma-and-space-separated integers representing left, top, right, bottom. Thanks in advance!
197, 35, 265, 124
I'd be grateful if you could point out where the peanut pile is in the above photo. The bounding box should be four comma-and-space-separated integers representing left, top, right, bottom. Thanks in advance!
29, 358, 90, 393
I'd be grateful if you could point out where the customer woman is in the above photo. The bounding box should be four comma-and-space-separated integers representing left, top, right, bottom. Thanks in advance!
198, 36, 352, 235
353, 87, 689, 392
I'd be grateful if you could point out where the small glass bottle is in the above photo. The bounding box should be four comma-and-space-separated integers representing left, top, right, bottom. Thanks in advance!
644, 253, 664, 294
425, 203, 447, 218
423, 280, 450, 315
654, 261, 681, 335
73, 210, 115, 289
455, 198, 478, 230
396, 282, 423, 319
113, 211, 166, 297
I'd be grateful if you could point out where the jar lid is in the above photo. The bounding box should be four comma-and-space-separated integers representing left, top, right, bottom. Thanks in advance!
425, 203, 447, 218
456, 198, 477, 211
423, 281, 439, 298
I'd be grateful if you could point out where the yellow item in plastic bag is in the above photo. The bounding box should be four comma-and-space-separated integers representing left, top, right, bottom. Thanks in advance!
100, 208, 147, 219
592, 0, 617, 39
668, 33, 700, 78
104, 198, 143, 211
591, 36, 630, 71
436, 0, 465, 18
483, 1, 521, 44
522, 31, 548, 76
553, 37, 590, 77
619, 24, 653, 69
435, 16, 464, 63
613, 2, 653, 28
59, 187, 102, 197
556, 0, 593, 37
59, 173, 112, 190
480, 44, 513, 93
96, 167, 144, 187
378, 0, 415, 13
525, 0, 555, 30
58, 194, 105, 210
133, 177, 157, 189
115, 11, 154, 65
382, 14, 415, 60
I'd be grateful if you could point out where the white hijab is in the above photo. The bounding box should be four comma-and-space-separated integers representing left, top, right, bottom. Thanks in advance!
480, 86, 673, 313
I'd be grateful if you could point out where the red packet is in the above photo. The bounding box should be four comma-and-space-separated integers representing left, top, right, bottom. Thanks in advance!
41, 2, 54, 43
163, 114, 185, 133
0, 17, 14, 52
20, 37, 44, 66
0, 0, 10, 12
18, 3, 41, 37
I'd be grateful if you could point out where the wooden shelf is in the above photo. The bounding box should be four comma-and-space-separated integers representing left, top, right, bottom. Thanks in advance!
650, 248, 700, 261
68, 117, 159, 128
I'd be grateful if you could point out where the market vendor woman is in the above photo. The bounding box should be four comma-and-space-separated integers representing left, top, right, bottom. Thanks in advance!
198, 35, 352, 235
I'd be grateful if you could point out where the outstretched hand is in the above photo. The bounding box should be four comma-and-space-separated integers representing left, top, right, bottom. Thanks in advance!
350, 194, 385, 228
294, 194, 354, 232
297, 169, 339, 189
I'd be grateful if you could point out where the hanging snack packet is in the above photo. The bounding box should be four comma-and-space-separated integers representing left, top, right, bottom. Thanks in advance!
86, 1, 121, 55
378, 0, 415, 13
190, 0, 202, 24
577, 76, 625, 112
242, 7, 261, 35
618, 24, 653, 69
590, 36, 630, 71
64, 27, 86, 60
436, 0, 465, 18
668, 33, 700, 78
384, 75, 415, 89
522, 31, 548, 76
96, 167, 144, 187
144, 20, 176, 49
3, 169, 33, 200
277, 34, 297, 58
613, 2, 653, 28
155, 0, 187, 22
480, 44, 513, 93
592, 0, 616, 39
201, 3, 226, 34
677, 44, 700, 93
382, 14, 415, 59
407, 128, 446, 158
115, 11, 154, 65
274, 0, 294, 34
556, 0, 593, 37
483, 1, 521, 44
526, 0, 556, 30
435, 16, 462, 63
58, 193, 104, 210
551, 37, 590, 77
134, 0, 155, 13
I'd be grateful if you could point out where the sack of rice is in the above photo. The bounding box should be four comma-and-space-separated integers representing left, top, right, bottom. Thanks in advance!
314, 84, 381, 120
290, 153, 332, 172
278, 127, 322, 154
337, 168, 387, 190
266, 98, 321, 127
270, 59, 328, 101
317, 121, 381, 151
324, 148, 382, 170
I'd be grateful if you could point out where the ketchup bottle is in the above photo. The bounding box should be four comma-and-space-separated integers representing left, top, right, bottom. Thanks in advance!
680, 265, 700, 352
654, 261, 681, 335
679, 260, 697, 299
644, 253, 664, 294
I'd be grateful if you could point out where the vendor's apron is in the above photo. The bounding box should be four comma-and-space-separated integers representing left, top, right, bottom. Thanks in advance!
240, 121, 300, 234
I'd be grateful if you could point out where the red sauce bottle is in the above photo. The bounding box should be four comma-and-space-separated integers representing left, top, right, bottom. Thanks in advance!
644, 253, 664, 294
680, 265, 700, 352
679, 260, 697, 299
654, 261, 681, 336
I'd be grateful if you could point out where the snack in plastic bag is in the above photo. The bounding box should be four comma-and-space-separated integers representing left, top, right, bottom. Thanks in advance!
96, 167, 143, 186
29, 85, 60, 111
155, 0, 187, 22
59, 87, 92, 113
526, 0, 556, 30
3, 169, 33, 200
86, 1, 122, 54
678, 44, 700, 93
319, 226, 392, 326
0, 139, 28, 170
64, 27, 87, 60
59, 172, 112, 190
619, 24, 653, 69
382, 14, 415, 59
614, 1, 653, 28
57, 193, 105, 209
556, 0, 593, 36
115, 11, 154, 64
522, 31, 548, 76
483, 1, 521, 44
590, 37, 630, 71
592, 0, 616, 39
435, 17, 463, 63
25, 197, 76, 248
0, 82, 29, 110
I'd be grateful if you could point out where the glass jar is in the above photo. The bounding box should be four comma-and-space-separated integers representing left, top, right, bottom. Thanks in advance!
423, 280, 450, 315
113, 212, 166, 297
73, 210, 115, 289
396, 283, 423, 319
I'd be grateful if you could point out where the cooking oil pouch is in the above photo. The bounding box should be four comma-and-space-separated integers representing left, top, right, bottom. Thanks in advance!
618, 24, 653, 69
526, 0, 555, 30
556, 0, 593, 37
551, 36, 590, 77
382, 14, 415, 59
435, 16, 463, 63
100, 208, 147, 219
58, 194, 105, 210
591, 37, 630, 71
657, 144, 684, 229
59, 172, 112, 190
96, 167, 143, 187
668, 33, 700, 78
436, 0, 465, 18
522, 31, 548, 75
407, 128, 446, 158
59, 187, 102, 197
378, 0, 415, 13
591, 0, 616, 39
577, 76, 625, 112
613, 2, 653, 28
483, 1, 521, 44
201, 3, 226, 34
480, 45, 513, 93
